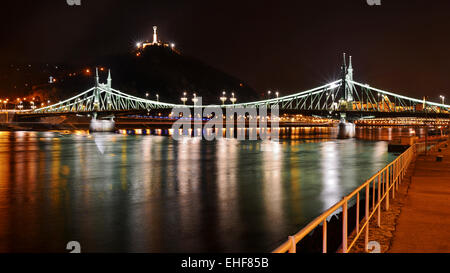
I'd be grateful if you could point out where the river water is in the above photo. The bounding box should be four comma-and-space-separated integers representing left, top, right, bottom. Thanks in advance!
0, 127, 413, 252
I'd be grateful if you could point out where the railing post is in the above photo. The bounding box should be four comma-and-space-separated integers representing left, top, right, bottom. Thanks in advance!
323, 220, 327, 254
403, 154, 406, 178
391, 165, 395, 199
373, 179, 376, 209
342, 198, 348, 253
365, 184, 370, 252
356, 193, 360, 233
377, 176, 381, 227
385, 168, 390, 210
395, 162, 399, 190
288, 236, 296, 253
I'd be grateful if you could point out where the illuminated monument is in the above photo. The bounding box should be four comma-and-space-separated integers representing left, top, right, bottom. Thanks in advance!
136, 26, 176, 51
153, 26, 158, 44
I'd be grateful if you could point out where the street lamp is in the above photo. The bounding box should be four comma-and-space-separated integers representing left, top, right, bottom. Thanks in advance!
181, 92, 188, 105
440, 95, 445, 105
192, 93, 199, 105
156, 94, 159, 102
268, 90, 272, 99
230, 93, 237, 105
220, 91, 227, 106
276, 91, 279, 98
146, 93, 149, 99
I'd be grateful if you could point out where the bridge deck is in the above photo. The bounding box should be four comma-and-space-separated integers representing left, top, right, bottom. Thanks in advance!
390, 140, 450, 253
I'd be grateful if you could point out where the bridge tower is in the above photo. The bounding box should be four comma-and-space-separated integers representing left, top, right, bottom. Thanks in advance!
93, 68, 101, 118
339, 53, 347, 101
106, 69, 112, 110
337, 54, 356, 138
346, 56, 354, 101
339, 53, 354, 102
107, 69, 112, 88
89, 68, 116, 132
347, 56, 354, 81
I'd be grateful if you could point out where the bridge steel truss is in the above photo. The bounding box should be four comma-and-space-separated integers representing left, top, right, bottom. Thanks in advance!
31, 68, 450, 116
33, 85, 178, 114
227, 79, 450, 115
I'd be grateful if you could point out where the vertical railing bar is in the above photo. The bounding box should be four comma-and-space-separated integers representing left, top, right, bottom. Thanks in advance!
392, 165, 395, 199
402, 154, 405, 179
386, 165, 390, 210
395, 161, 398, 190
356, 192, 360, 233
372, 179, 376, 210
377, 174, 381, 227
323, 220, 327, 254
342, 198, 348, 253
365, 184, 370, 252
288, 236, 296, 253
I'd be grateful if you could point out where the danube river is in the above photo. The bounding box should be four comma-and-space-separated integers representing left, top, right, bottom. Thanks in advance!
0, 127, 413, 252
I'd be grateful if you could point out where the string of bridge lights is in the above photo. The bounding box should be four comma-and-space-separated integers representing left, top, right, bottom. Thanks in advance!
177, 90, 281, 106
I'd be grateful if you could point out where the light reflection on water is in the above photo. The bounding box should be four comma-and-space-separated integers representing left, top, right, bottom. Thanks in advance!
0, 129, 398, 252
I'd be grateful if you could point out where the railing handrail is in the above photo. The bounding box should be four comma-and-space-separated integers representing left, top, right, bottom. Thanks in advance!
273, 138, 448, 253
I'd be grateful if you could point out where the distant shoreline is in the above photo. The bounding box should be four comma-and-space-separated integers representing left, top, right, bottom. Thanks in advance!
0, 119, 336, 132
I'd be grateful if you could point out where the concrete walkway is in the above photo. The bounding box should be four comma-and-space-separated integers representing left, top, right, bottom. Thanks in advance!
390, 142, 450, 253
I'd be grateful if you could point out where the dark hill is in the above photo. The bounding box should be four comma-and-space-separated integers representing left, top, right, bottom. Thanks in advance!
98, 46, 259, 104
54, 46, 258, 105
0, 46, 259, 106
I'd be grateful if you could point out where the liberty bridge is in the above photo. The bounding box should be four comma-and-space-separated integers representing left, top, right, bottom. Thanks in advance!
15, 55, 450, 130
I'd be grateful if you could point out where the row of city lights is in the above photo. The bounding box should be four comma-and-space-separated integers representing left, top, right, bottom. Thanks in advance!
180, 92, 202, 105
355, 118, 450, 125
145, 92, 159, 102
376, 93, 446, 104
45, 67, 111, 87
179, 91, 239, 105
136, 42, 175, 49
267, 90, 280, 98
178, 91, 281, 105
0, 97, 52, 110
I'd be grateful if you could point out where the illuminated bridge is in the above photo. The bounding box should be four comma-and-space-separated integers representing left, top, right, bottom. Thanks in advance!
22, 55, 450, 120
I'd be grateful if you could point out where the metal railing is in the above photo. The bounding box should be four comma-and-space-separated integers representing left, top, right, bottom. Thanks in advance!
273, 139, 448, 253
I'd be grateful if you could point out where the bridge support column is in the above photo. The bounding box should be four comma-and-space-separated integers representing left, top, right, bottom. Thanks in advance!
89, 114, 116, 133
337, 114, 355, 139
0, 112, 14, 124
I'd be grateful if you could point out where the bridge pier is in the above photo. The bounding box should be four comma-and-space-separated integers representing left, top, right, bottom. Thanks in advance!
89, 115, 116, 133
0, 112, 14, 123
337, 114, 355, 139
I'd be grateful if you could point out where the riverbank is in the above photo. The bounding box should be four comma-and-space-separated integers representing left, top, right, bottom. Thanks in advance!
350, 139, 450, 253
389, 141, 450, 252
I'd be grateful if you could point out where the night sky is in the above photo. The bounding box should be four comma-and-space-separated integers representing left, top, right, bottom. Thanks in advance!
1, 0, 450, 101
